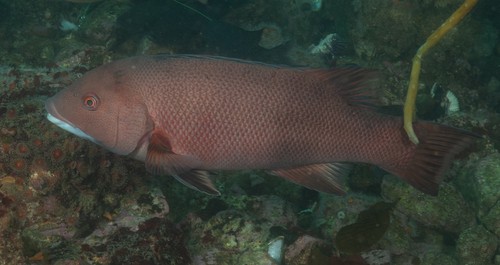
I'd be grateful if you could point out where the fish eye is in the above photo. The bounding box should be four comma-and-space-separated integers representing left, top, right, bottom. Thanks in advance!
82, 94, 99, 111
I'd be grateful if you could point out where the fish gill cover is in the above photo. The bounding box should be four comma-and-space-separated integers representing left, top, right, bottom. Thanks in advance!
0, 0, 499, 265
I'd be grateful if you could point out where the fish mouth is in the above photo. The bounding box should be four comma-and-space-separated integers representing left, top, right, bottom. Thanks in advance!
45, 99, 99, 144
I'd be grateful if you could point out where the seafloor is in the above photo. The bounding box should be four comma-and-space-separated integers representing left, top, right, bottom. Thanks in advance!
0, 0, 499, 264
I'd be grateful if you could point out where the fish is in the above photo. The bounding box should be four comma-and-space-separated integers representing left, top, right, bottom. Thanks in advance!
45, 54, 478, 196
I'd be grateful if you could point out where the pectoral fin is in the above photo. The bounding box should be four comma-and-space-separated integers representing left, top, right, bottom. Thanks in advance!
145, 129, 219, 195
174, 170, 220, 196
145, 129, 201, 176
270, 162, 351, 195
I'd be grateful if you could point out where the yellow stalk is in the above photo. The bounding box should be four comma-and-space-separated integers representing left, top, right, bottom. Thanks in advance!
403, 0, 478, 144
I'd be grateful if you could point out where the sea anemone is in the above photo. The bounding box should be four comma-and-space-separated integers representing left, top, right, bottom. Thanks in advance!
15, 142, 31, 157
0, 143, 11, 155
32, 138, 43, 148
11, 158, 28, 175
50, 147, 65, 164
110, 164, 129, 190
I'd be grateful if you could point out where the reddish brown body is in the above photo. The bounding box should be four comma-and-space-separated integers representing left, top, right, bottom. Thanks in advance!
133, 57, 407, 168
46, 55, 476, 195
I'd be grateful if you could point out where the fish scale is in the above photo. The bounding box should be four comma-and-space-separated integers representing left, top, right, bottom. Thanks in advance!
134, 58, 352, 167
45, 54, 478, 195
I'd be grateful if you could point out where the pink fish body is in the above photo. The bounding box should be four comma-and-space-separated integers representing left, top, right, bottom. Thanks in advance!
45, 55, 476, 195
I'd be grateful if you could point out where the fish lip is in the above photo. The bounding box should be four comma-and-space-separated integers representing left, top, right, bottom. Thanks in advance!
45, 98, 99, 145
45, 99, 73, 127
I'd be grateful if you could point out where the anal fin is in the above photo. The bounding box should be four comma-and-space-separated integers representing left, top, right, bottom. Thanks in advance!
270, 162, 352, 195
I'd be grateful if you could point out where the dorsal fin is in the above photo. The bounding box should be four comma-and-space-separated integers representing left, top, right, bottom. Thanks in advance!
306, 67, 380, 111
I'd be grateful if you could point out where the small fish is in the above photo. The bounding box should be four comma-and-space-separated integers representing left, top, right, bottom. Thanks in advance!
45, 55, 477, 195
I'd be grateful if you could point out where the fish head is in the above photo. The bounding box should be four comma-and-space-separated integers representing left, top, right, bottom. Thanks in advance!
45, 64, 152, 156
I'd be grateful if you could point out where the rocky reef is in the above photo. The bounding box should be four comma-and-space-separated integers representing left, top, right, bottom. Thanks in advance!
0, 0, 499, 264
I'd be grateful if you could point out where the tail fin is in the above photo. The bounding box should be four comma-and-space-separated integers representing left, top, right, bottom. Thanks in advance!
383, 122, 479, 196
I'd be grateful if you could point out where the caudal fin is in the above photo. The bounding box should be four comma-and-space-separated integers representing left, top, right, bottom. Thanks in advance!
383, 122, 479, 196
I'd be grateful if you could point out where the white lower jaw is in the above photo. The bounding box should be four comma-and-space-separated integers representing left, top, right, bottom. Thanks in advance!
47, 113, 98, 144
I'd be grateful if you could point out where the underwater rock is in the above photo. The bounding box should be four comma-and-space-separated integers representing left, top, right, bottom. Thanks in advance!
330, 254, 369, 265
257, 24, 287, 49
360, 249, 391, 265
378, 216, 412, 256
350, 1, 417, 60
54, 38, 109, 69
381, 177, 474, 234
96, 217, 190, 265
252, 195, 298, 227
223, 0, 342, 49
186, 195, 297, 265
188, 210, 277, 265
481, 201, 500, 238
470, 22, 499, 59
454, 152, 500, 219
83, 186, 169, 243
267, 236, 285, 264
284, 235, 331, 265
77, 1, 129, 45
456, 225, 497, 265
420, 251, 457, 265
21, 222, 77, 259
